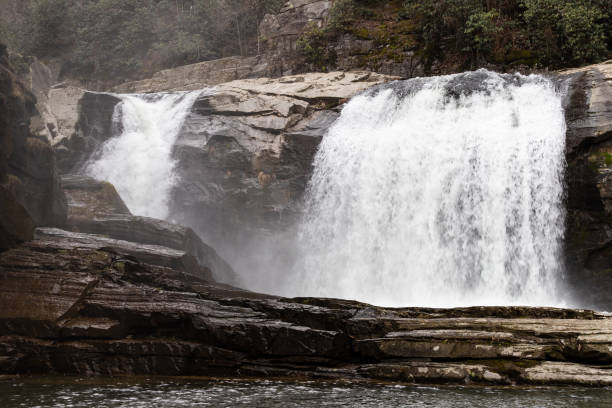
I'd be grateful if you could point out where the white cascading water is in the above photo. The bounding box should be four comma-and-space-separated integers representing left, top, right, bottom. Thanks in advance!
86, 91, 204, 219
285, 70, 567, 308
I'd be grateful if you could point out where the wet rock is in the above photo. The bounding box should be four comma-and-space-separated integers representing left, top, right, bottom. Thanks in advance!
523, 362, 612, 386
53, 91, 121, 173
62, 174, 131, 219
0, 186, 35, 250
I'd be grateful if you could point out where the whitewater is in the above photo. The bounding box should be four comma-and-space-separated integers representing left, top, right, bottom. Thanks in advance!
284, 70, 567, 308
86, 90, 204, 219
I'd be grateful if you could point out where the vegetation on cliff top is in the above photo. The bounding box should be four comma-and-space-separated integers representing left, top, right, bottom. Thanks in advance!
297, 0, 610, 72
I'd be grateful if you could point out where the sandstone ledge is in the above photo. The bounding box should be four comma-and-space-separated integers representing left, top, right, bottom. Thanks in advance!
0, 228, 610, 386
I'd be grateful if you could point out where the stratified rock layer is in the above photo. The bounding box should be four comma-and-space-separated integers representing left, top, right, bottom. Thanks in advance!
0, 230, 610, 386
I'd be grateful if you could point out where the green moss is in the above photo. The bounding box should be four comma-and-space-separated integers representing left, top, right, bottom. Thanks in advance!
588, 151, 612, 169
351, 26, 372, 39
114, 261, 126, 273
501, 49, 538, 66
513, 360, 540, 368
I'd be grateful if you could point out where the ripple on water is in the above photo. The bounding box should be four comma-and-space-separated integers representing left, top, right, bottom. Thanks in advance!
1, 378, 612, 408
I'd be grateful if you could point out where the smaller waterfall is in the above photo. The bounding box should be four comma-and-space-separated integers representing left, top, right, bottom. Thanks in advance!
86, 90, 204, 219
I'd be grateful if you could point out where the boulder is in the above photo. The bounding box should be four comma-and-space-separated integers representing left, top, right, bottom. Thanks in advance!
53, 90, 121, 173
0, 185, 35, 250
62, 174, 131, 220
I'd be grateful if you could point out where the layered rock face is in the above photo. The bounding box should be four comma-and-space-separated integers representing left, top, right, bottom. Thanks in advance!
0, 44, 66, 249
260, 0, 332, 60
170, 71, 395, 251
1, 232, 611, 385
559, 61, 612, 309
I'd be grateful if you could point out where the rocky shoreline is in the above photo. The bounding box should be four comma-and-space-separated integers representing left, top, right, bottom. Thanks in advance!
1, 225, 611, 386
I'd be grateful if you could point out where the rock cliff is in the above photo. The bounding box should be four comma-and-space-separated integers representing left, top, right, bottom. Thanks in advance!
559, 60, 612, 309
0, 44, 66, 250
258, 0, 424, 78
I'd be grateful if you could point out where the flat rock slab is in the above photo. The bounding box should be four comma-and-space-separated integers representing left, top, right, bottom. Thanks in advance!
219, 71, 397, 102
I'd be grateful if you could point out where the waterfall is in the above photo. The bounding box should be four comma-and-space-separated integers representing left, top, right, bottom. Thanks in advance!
86, 90, 204, 219
287, 70, 567, 307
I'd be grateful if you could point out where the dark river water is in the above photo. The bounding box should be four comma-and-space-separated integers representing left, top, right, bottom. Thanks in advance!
2, 377, 611, 407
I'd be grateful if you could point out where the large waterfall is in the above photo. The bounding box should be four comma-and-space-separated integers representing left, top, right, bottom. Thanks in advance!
86, 91, 204, 219
286, 70, 567, 308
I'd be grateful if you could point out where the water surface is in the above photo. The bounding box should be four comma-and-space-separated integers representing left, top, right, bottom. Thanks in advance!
2, 377, 611, 407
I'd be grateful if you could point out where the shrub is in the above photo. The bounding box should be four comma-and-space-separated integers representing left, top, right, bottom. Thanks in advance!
463, 10, 501, 62
327, 0, 357, 30
296, 23, 336, 71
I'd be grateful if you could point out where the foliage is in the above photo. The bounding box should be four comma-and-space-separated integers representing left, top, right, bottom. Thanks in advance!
1, 0, 609, 81
31, 0, 73, 55
327, 0, 357, 30
70, 0, 156, 76
463, 10, 501, 61
404, 0, 610, 69
522, 0, 608, 65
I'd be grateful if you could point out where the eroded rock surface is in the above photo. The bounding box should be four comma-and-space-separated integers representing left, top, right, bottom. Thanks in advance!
0, 232, 610, 386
